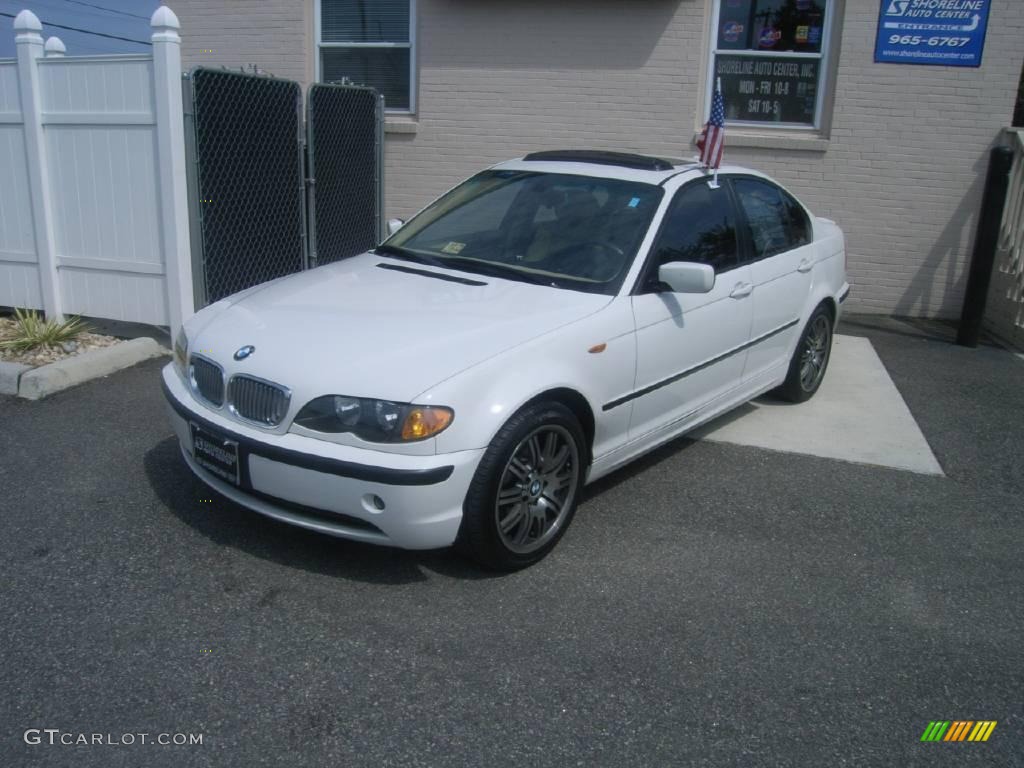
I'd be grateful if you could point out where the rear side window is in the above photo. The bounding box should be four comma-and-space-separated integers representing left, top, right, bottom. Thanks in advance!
782, 189, 811, 247
733, 178, 811, 259
648, 182, 739, 279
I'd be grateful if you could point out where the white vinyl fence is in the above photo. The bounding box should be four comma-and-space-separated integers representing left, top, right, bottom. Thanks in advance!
0, 7, 192, 336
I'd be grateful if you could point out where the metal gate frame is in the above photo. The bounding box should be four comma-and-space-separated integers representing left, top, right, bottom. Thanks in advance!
184, 70, 384, 307
305, 83, 385, 267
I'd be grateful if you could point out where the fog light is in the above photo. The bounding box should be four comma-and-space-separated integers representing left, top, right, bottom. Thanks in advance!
362, 493, 386, 513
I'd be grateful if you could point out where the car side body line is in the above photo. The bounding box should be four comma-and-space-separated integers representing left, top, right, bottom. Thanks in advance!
602, 317, 800, 411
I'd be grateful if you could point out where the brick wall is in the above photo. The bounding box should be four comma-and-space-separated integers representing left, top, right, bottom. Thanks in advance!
173, 0, 310, 85
175, 0, 1024, 319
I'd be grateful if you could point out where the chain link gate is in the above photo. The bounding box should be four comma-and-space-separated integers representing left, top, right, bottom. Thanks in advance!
185, 68, 307, 305
185, 70, 384, 305
307, 84, 384, 266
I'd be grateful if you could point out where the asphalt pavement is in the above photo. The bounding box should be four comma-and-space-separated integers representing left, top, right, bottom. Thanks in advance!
1, 321, 1021, 767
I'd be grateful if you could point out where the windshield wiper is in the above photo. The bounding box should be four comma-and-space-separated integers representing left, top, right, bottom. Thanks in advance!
374, 243, 448, 268
442, 258, 561, 288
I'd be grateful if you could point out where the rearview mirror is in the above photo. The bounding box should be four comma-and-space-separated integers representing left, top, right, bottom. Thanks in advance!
386, 218, 405, 236
657, 261, 715, 293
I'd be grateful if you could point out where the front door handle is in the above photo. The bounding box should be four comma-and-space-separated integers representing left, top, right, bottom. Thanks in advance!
729, 282, 753, 299
797, 258, 814, 273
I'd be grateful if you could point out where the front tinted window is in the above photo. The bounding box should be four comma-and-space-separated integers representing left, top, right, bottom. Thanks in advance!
385, 171, 663, 294
733, 177, 810, 258
648, 182, 739, 282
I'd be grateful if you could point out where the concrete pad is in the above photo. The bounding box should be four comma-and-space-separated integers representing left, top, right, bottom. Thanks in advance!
692, 335, 944, 475
0, 361, 30, 395
17, 338, 167, 400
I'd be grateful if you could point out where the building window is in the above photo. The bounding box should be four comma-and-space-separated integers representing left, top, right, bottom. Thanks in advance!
317, 0, 415, 112
707, 0, 833, 129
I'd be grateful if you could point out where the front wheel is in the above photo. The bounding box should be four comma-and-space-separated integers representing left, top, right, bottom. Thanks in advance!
456, 402, 585, 571
776, 305, 834, 403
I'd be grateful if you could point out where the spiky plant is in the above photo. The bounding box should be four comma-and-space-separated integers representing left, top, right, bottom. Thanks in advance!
0, 308, 88, 353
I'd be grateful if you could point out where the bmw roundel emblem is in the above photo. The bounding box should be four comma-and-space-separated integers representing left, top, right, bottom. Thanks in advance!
234, 345, 255, 361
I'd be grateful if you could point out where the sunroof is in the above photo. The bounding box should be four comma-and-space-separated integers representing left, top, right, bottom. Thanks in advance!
521, 150, 676, 172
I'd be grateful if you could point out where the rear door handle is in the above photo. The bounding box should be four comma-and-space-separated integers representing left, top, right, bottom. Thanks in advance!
729, 282, 753, 299
797, 258, 814, 273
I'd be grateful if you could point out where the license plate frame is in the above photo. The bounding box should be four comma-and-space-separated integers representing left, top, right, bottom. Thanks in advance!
189, 421, 241, 487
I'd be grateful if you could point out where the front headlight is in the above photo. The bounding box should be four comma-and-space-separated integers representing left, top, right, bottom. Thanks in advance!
173, 327, 189, 374
294, 395, 453, 442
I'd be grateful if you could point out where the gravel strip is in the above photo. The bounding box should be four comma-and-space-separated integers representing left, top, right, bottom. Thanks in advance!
0, 317, 121, 368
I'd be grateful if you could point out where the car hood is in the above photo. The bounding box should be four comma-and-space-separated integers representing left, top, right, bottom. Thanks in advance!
190, 252, 611, 403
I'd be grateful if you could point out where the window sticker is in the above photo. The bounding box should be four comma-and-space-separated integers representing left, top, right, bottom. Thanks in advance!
758, 26, 782, 48
628, 197, 640, 208
723, 21, 744, 43
441, 241, 466, 254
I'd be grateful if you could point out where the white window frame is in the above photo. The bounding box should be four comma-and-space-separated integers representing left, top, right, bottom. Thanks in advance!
314, 0, 417, 115
705, 0, 834, 131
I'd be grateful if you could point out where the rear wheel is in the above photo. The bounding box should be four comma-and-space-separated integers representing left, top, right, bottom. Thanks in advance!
456, 402, 585, 571
777, 305, 834, 403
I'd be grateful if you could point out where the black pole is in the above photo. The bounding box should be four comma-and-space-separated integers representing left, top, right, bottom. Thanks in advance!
957, 145, 1014, 347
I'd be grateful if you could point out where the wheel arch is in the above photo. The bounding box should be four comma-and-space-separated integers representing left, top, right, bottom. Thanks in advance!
520, 387, 596, 466
818, 296, 837, 323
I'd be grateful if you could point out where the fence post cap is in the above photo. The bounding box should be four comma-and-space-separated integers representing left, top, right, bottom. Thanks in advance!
14, 9, 42, 33
44, 36, 66, 56
150, 5, 181, 30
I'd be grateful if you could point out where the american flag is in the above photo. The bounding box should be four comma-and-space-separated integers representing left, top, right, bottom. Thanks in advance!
697, 85, 726, 170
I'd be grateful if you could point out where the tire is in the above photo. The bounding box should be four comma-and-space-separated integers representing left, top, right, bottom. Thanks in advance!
776, 304, 834, 403
456, 402, 586, 571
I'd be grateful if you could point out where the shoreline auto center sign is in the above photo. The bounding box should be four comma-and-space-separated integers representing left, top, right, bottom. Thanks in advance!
874, 0, 991, 67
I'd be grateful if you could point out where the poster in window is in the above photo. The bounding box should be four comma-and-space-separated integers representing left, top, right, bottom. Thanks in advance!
715, 55, 818, 124
718, 0, 827, 54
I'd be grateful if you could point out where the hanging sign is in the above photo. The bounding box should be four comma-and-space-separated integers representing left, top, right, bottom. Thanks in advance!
874, 0, 991, 67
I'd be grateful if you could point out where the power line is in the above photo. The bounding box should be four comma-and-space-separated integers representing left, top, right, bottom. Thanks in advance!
0, 10, 151, 45
57, 0, 150, 21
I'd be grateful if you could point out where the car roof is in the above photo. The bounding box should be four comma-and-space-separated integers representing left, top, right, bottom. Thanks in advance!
490, 150, 765, 186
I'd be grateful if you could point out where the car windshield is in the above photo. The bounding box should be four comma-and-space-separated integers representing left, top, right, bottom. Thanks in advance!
381, 170, 663, 294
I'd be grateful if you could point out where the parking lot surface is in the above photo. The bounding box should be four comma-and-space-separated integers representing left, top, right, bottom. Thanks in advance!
1, 321, 1022, 767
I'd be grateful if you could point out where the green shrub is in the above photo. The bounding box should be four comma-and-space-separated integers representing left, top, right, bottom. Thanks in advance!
0, 308, 88, 353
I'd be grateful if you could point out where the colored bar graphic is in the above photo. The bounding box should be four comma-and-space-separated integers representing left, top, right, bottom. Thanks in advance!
975, 721, 997, 742
945, 721, 973, 741
921, 721, 950, 741
921, 720, 996, 742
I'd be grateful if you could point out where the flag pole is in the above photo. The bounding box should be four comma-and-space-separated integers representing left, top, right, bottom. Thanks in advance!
708, 78, 722, 188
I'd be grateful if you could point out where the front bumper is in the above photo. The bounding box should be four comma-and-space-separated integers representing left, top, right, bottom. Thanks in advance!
161, 364, 483, 549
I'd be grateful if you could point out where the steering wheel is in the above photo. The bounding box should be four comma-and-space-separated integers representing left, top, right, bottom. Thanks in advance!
544, 241, 625, 281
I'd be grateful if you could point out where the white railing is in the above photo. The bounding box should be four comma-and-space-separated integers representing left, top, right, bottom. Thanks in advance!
0, 7, 192, 337
986, 128, 1024, 349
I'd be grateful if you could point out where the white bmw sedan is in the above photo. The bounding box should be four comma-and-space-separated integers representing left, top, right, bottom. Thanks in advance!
163, 150, 848, 570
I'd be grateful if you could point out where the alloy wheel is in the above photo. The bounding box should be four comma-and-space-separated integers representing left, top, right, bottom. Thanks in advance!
799, 314, 832, 391
494, 425, 580, 555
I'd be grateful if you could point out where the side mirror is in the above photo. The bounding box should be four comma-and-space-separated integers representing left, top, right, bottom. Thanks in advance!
657, 261, 715, 293
386, 218, 405, 237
